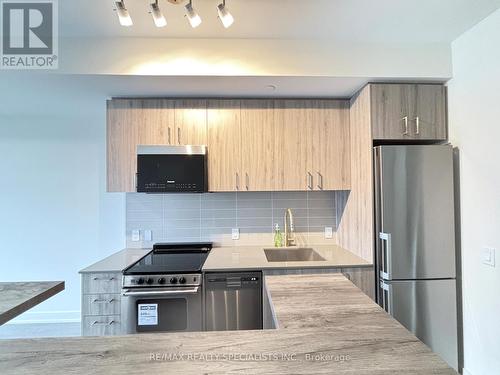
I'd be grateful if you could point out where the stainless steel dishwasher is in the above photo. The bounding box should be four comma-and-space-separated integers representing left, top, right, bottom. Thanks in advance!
204, 272, 262, 331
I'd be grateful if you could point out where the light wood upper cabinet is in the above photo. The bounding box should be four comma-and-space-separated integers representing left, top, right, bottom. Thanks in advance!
240, 100, 276, 191
412, 85, 447, 140
174, 99, 207, 145
107, 99, 174, 192
107, 98, 352, 192
207, 100, 241, 192
310, 100, 351, 190
274, 100, 312, 191
371, 84, 447, 141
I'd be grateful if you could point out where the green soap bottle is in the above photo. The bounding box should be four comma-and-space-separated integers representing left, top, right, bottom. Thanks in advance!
274, 223, 283, 248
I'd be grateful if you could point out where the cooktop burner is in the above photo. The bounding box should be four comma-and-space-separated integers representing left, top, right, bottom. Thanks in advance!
123, 242, 212, 275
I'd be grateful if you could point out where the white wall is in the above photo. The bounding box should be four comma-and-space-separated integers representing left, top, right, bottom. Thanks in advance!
448, 8, 500, 375
0, 73, 125, 323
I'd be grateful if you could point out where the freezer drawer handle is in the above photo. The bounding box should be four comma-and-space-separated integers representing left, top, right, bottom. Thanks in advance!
379, 232, 392, 280
379, 281, 393, 315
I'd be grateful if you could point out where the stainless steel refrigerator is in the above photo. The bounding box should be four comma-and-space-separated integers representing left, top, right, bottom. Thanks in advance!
374, 145, 458, 371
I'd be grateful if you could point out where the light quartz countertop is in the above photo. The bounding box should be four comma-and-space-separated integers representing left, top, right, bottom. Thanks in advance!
79, 245, 370, 274
0, 281, 64, 325
202, 244, 371, 271
79, 248, 151, 273
0, 274, 456, 374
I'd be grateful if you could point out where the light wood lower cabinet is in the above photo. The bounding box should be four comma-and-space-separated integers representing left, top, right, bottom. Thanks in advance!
82, 315, 122, 336
81, 272, 122, 336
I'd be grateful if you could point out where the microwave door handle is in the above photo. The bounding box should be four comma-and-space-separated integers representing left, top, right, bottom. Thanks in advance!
122, 287, 199, 296
379, 232, 392, 280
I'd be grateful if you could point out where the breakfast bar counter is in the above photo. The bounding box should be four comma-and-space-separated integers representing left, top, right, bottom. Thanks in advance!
0, 274, 456, 374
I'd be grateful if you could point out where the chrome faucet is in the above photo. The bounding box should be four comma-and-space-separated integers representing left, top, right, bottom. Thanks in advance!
284, 208, 296, 247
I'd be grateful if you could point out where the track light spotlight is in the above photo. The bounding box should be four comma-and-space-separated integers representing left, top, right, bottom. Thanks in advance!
150, 0, 167, 27
114, 0, 133, 27
185, 0, 202, 28
217, 0, 234, 28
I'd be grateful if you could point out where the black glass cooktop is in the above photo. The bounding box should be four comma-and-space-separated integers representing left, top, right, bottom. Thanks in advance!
123, 243, 212, 275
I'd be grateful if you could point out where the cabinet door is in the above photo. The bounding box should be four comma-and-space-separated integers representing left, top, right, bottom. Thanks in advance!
207, 100, 241, 192
107, 99, 173, 192
310, 100, 351, 190
240, 100, 276, 191
371, 84, 413, 140
411, 85, 447, 140
174, 99, 207, 145
274, 100, 311, 191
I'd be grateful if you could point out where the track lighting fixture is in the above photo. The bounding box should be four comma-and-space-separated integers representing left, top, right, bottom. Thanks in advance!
217, 0, 233, 28
149, 0, 167, 27
114, 0, 236, 29
185, 0, 202, 28
114, 0, 133, 27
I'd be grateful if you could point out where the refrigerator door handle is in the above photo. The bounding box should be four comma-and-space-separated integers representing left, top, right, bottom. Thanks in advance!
379, 232, 392, 280
380, 280, 393, 315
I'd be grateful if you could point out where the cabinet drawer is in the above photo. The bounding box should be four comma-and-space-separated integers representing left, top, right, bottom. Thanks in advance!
82, 315, 121, 336
82, 273, 121, 294
82, 294, 121, 316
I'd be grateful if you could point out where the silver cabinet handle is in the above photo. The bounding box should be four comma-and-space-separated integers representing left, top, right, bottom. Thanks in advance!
93, 277, 115, 281
91, 320, 115, 326
235, 172, 239, 191
177, 127, 181, 144
379, 232, 392, 280
245, 173, 249, 191
307, 172, 313, 190
402, 116, 409, 135
122, 287, 199, 296
168, 127, 171, 144
317, 172, 323, 190
92, 298, 115, 303
414, 116, 420, 135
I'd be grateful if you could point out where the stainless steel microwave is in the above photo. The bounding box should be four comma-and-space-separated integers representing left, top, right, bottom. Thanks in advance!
136, 145, 207, 193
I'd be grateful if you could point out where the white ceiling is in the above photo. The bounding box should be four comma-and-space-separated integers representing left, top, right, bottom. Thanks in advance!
60, 0, 500, 43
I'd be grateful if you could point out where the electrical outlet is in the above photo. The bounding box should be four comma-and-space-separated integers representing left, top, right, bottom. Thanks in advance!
231, 228, 240, 240
144, 230, 152, 242
482, 247, 496, 267
324, 227, 333, 239
131, 230, 140, 242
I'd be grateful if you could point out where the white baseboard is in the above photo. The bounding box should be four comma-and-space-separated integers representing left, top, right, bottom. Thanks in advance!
6, 310, 81, 325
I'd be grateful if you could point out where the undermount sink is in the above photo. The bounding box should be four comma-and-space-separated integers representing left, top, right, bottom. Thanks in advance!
264, 248, 326, 262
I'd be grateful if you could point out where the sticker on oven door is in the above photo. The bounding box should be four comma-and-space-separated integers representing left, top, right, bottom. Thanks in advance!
138, 303, 158, 325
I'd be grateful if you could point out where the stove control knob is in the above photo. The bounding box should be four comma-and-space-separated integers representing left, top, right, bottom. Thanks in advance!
158, 277, 166, 284
179, 277, 186, 284
170, 277, 178, 284
137, 277, 145, 285
146, 278, 154, 285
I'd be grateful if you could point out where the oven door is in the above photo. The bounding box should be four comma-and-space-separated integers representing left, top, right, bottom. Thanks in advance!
121, 286, 202, 334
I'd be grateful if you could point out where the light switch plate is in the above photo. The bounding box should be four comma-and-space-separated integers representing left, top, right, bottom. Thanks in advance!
131, 230, 140, 242
324, 227, 333, 239
144, 230, 152, 242
482, 247, 496, 267
231, 228, 240, 240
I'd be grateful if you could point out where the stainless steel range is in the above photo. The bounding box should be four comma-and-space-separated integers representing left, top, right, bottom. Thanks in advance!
121, 242, 211, 334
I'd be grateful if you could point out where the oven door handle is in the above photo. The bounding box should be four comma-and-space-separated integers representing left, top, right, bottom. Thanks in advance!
122, 287, 199, 296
